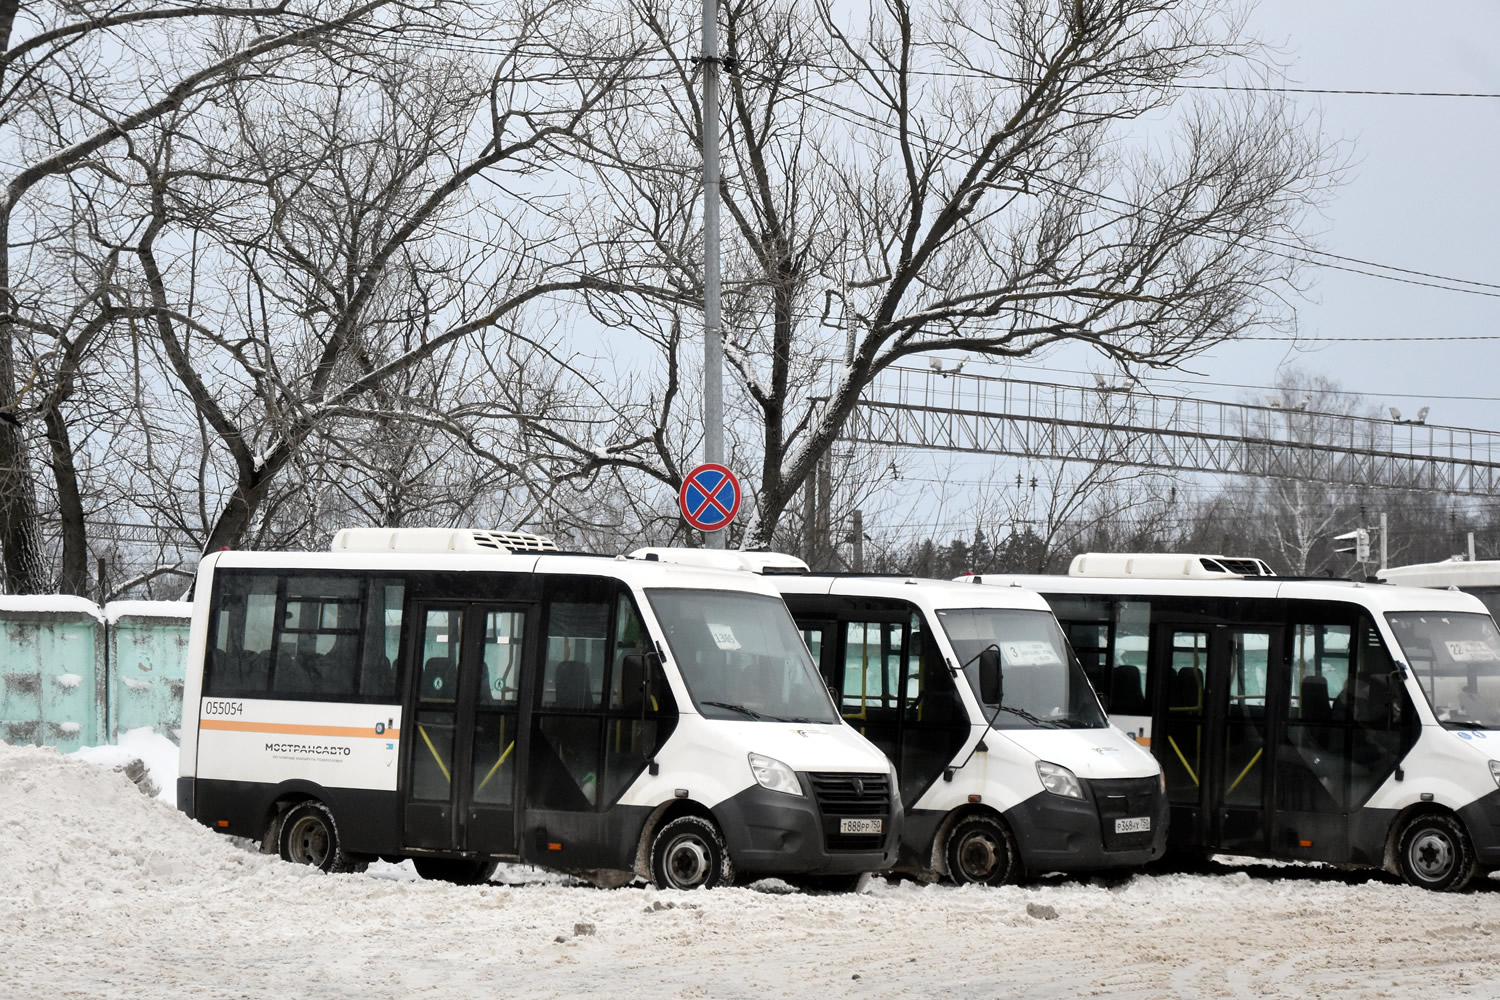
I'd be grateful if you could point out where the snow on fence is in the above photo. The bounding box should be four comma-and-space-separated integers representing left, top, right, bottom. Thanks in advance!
0, 597, 190, 752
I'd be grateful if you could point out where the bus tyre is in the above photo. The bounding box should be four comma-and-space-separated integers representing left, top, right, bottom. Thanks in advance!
649, 816, 734, 890
412, 858, 500, 885
946, 816, 1020, 886
1396, 813, 1476, 892
277, 801, 367, 874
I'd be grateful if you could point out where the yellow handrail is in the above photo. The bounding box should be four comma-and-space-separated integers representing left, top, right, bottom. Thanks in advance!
1167, 735, 1199, 786
476, 741, 515, 794
417, 724, 451, 783
1226, 747, 1263, 796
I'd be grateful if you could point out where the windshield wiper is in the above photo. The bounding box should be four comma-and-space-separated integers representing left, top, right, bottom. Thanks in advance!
700, 700, 767, 720
1440, 717, 1494, 730
993, 703, 1058, 728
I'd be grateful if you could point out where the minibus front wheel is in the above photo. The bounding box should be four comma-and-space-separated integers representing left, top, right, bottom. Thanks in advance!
1396, 812, 1476, 892
649, 815, 735, 890
946, 815, 1020, 886
276, 801, 367, 874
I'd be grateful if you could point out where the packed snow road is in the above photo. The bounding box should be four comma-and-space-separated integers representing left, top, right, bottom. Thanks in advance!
3, 743, 1499, 999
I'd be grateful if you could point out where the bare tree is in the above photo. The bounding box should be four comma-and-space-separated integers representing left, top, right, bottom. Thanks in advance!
0, 0, 430, 592
577, 0, 1336, 549
109, 2, 664, 558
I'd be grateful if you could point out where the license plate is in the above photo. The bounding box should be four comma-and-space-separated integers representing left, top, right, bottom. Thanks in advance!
840, 818, 882, 835
1115, 816, 1151, 834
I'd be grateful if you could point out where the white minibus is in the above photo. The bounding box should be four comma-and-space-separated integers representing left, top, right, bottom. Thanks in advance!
967, 553, 1500, 891
177, 528, 901, 889
629, 549, 1167, 885
1380, 559, 1500, 621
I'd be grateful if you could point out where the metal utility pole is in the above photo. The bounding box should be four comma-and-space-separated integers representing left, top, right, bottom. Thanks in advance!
701, 0, 725, 550
1380, 512, 1388, 571
852, 510, 864, 572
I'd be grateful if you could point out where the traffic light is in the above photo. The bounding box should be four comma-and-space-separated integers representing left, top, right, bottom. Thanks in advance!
1334, 529, 1370, 562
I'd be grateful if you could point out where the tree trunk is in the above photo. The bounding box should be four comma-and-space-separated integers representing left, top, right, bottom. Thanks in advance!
0, 211, 47, 593
41, 402, 88, 595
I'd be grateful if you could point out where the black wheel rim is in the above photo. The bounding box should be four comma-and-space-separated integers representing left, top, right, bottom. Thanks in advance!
957, 830, 1000, 882
286, 815, 331, 868
663, 832, 711, 889
1408, 828, 1455, 882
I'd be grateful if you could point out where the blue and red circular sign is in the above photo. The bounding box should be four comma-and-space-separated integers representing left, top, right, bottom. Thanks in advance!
679, 463, 741, 532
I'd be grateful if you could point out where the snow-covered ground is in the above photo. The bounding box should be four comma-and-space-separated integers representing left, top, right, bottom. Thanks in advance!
4, 741, 1500, 999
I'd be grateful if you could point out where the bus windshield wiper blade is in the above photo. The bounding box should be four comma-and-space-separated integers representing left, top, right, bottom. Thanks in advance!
995, 704, 1057, 728
1441, 717, 1493, 730
700, 700, 766, 720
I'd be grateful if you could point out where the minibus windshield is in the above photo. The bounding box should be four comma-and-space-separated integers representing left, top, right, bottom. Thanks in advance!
1387, 611, 1500, 730
937, 608, 1106, 730
647, 589, 840, 724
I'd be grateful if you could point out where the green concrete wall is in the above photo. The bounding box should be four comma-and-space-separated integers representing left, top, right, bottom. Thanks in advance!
0, 600, 190, 752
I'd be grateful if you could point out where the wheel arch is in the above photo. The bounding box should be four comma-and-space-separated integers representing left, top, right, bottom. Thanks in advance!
929, 803, 1010, 878
1382, 802, 1469, 875
259, 780, 333, 853
632, 798, 719, 880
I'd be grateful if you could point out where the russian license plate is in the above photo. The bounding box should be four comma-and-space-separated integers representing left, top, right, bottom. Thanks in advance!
840, 818, 883, 835
1115, 816, 1151, 834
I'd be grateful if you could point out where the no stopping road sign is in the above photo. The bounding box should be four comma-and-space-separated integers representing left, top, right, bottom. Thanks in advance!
679, 464, 741, 532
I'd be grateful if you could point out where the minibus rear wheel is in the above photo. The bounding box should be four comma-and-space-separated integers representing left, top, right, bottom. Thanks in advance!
277, 801, 367, 874
946, 815, 1020, 886
1396, 812, 1476, 892
649, 815, 734, 890
412, 858, 500, 885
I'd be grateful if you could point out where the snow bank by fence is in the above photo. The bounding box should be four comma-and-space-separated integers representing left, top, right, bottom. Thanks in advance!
0, 597, 190, 751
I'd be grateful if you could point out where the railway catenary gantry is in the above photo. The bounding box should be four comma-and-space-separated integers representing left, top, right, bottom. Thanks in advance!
842, 367, 1500, 496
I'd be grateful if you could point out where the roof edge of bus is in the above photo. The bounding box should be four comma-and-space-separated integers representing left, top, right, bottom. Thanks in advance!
626, 547, 810, 575
330, 526, 560, 556
1379, 558, 1500, 588
1067, 552, 1276, 580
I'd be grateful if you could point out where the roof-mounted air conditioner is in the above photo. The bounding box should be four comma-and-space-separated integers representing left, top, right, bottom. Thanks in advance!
330, 527, 558, 555
1068, 552, 1275, 579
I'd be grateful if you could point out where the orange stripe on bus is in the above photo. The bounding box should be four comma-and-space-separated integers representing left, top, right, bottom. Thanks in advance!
198, 720, 401, 739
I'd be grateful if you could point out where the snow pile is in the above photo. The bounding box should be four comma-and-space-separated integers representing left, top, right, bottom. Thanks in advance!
70, 726, 181, 805
3, 741, 1500, 998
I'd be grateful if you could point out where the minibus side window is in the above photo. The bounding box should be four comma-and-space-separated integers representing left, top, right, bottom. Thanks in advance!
1111, 601, 1152, 716
360, 580, 404, 699
272, 576, 362, 698
1278, 616, 1407, 812
599, 595, 674, 805
532, 579, 676, 811
534, 588, 611, 809
206, 573, 277, 695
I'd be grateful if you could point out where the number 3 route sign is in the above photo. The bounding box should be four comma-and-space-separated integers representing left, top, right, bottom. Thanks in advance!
679, 463, 742, 532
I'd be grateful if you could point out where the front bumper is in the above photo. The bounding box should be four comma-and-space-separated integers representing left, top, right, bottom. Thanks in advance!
1458, 787, 1500, 868
1005, 776, 1169, 874
712, 775, 902, 877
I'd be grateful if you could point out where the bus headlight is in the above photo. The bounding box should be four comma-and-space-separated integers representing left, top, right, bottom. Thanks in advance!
1490, 760, 1500, 789
748, 753, 804, 796
1037, 761, 1084, 799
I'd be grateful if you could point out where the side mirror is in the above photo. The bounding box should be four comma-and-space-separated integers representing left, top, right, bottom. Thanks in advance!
979, 647, 1002, 704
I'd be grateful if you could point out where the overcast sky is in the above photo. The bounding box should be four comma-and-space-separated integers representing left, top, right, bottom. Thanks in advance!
1109, 0, 1500, 429
869, 0, 1500, 538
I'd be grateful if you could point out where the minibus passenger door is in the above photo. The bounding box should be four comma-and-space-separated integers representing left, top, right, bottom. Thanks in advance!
464, 605, 529, 856
404, 604, 467, 851
1208, 626, 1279, 855
1155, 624, 1210, 849
402, 603, 528, 857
